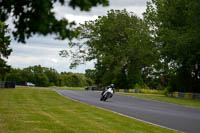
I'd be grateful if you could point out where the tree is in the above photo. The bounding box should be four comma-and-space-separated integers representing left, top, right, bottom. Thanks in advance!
20, 65, 50, 86
60, 72, 90, 87
85, 69, 96, 82
44, 67, 59, 86
143, 0, 200, 92
5, 68, 25, 84
0, 0, 109, 43
0, 21, 12, 80
61, 9, 155, 88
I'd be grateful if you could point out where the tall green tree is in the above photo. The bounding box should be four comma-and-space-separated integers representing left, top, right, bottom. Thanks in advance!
44, 67, 60, 86
0, 21, 12, 80
85, 69, 96, 82
61, 9, 155, 88
5, 68, 24, 84
143, 0, 200, 92
60, 72, 90, 87
0, 0, 109, 43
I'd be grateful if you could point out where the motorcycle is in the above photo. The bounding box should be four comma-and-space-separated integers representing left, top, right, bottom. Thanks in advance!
100, 87, 114, 101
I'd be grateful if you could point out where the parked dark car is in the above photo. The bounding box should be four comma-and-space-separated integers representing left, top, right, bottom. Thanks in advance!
85, 86, 102, 91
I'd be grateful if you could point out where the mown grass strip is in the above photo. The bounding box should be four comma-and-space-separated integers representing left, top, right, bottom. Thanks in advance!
0, 88, 179, 133
49, 86, 84, 91
119, 92, 200, 109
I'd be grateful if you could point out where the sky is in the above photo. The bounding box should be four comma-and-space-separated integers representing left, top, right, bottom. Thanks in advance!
7, 0, 147, 73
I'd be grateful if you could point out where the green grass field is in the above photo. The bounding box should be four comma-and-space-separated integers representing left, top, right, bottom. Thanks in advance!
119, 92, 200, 109
0, 88, 178, 133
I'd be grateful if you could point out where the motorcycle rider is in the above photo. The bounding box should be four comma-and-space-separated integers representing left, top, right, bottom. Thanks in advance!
101, 84, 115, 98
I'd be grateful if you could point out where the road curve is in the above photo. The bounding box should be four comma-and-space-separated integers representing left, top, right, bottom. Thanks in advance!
55, 89, 200, 133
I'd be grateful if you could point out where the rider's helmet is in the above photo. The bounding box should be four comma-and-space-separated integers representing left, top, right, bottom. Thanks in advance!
110, 84, 114, 88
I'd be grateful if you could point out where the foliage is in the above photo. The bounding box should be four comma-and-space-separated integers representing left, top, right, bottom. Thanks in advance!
164, 86, 173, 96
85, 69, 96, 82
61, 9, 156, 89
143, 0, 200, 92
44, 67, 60, 86
5, 65, 94, 87
0, 0, 109, 43
60, 72, 89, 87
0, 21, 12, 80
134, 83, 142, 90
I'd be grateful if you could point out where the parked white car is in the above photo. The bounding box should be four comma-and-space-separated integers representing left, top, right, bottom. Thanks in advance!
26, 82, 35, 87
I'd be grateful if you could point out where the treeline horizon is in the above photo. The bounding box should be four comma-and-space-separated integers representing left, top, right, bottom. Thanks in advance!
3, 65, 94, 87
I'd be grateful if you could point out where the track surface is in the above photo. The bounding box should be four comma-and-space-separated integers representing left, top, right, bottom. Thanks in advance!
55, 90, 200, 133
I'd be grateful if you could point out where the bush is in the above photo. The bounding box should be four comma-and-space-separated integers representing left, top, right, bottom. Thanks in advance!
143, 84, 150, 89
49, 82, 55, 86
164, 86, 173, 96
134, 83, 142, 90
156, 84, 163, 90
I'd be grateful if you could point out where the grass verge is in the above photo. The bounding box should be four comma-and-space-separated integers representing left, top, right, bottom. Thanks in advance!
118, 92, 200, 109
0, 88, 178, 133
49, 86, 84, 91
139, 89, 164, 95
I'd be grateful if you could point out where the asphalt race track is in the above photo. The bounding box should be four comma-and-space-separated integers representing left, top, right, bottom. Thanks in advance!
55, 89, 200, 133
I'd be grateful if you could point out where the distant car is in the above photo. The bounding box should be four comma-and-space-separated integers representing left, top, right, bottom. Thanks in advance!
26, 82, 35, 87
85, 86, 102, 91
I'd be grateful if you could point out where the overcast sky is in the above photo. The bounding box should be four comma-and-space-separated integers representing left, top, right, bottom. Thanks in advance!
7, 0, 147, 73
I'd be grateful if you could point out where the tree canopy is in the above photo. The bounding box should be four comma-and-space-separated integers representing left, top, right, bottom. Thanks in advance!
143, 0, 200, 92
0, 21, 12, 80
61, 9, 156, 88
0, 0, 109, 43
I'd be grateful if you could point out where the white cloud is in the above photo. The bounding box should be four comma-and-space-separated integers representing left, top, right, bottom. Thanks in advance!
109, 0, 147, 7
53, 0, 147, 22
64, 14, 98, 24
50, 58, 58, 63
